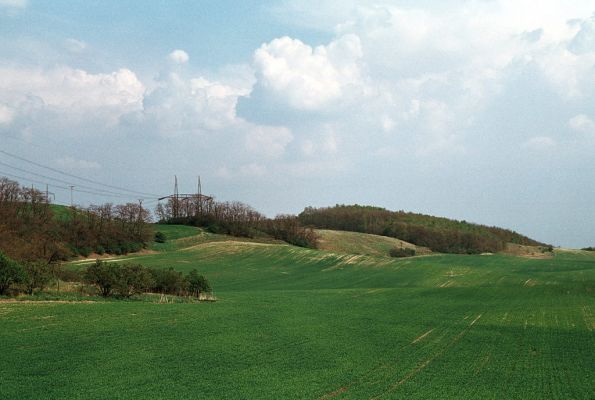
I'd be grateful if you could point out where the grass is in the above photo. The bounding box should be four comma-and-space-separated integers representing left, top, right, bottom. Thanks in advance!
49, 203, 74, 222
316, 229, 431, 257
0, 228, 593, 399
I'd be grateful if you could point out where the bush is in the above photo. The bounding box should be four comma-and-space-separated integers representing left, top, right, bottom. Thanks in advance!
389, 247, 416, 258
95, 245, 105, 255
187, 269, 211, 297
0, 252, 25, 295
78, 247, 92, 257
23, 261, 53, 295
150, 267, 187, 295
262, 215, 319, 249
582, 247, 595, 252
154, 231, 167, 243
84, 260, 120, 297
114, 263, 155, 298
128, 242, 142, 253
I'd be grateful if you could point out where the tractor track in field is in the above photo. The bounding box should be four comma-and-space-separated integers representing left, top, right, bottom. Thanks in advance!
369, 313, 484, 400
318, 312, 484, 399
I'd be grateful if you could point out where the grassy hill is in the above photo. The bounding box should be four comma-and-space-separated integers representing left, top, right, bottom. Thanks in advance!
1, 227, 593, 399
316, 229, 432, 257
299, 205, 546, 254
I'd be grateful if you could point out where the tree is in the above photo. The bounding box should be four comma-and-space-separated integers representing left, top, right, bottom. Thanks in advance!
150, 267, 187, 295
187, 269, 211, 297
0, 251, 25, 295
84, 260, 119, 297
114, 263, 155, 298
154, 231, 167, 243
23, 261, 53, 295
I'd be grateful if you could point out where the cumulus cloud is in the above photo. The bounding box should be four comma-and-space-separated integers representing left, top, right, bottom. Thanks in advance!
168, 49, 189, 64
139, 72, 250, 133
244, 125, 293, 158
253, 34, 363, 110
569, 114, 595, 133
0, 66, 145, 134
0, 66, 144, 111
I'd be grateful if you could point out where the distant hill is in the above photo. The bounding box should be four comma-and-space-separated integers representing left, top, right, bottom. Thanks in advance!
299, 205, 546, 254
316, 229, 431, 258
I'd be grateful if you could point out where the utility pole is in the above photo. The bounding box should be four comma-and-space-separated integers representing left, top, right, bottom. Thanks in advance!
69, 185, 74, 207
173, 175, 179, 219
138, 199, 144, 220
197, 175, 202, 216
137, 199, 144, 237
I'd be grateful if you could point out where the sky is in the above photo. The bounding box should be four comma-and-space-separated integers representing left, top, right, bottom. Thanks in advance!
0, 0, 594, 248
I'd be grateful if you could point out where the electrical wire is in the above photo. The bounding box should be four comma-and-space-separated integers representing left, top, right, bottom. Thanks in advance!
0, 170, 153, 201
0, 160, 154, 199
0, 149, 161, 198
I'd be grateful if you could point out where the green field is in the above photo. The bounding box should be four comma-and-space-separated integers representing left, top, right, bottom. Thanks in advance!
1, 230, 593, 399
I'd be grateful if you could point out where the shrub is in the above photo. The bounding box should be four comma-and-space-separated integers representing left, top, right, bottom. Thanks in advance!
150, 267, 187, 295
154, 231, 167, 243
114, 263, 155, 298
128, 242, 142, 253
95, 245, 105, 255
389, 247, 416, 258
0, 252, 25, 295
84, 260, 120, 297
262, 215, 319, 249
23, 261, 53, 295
187, 269, 211, 297
78, 247, 92, 257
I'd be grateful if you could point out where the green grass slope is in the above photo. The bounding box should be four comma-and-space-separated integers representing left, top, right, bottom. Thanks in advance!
1, 237, 593, 399
316, 229, 431, 257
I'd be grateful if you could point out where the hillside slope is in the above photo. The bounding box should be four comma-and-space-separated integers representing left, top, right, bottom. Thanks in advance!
316, 229, 431, 257
3, 237, 593, 399
299, 204, 546, 254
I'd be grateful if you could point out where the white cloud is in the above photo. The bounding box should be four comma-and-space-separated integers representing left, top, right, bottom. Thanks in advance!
64, 38, 87, 53
244, 125, 293, 158
569, 114, 595, 133
253, 34, 363, 110
168, 49, 189, 64
140, 72, 250, 133
55, 157, 101, 170
0, 66, 145, 133
0, 104, 15, 125
0, 0, 27, 8
0, 66, 144, 112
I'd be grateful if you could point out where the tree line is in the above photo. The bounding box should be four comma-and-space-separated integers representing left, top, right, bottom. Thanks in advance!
0, 251, 211, 300
298, 204, 545, 254
0, 177, 152, 263
155, 196, 318, 248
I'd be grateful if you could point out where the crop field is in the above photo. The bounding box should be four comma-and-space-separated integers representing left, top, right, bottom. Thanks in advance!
1, 232, 593, 399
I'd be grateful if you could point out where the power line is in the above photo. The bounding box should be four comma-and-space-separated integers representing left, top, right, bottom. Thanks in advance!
0, 149, 161, 198
0, 160, 152, 199
0, 170, 153, 201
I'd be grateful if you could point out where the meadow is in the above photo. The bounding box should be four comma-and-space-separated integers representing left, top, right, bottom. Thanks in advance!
1, 228, 593, 399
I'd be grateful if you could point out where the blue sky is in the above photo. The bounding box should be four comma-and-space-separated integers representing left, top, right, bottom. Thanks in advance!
0, 0, 594, 247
